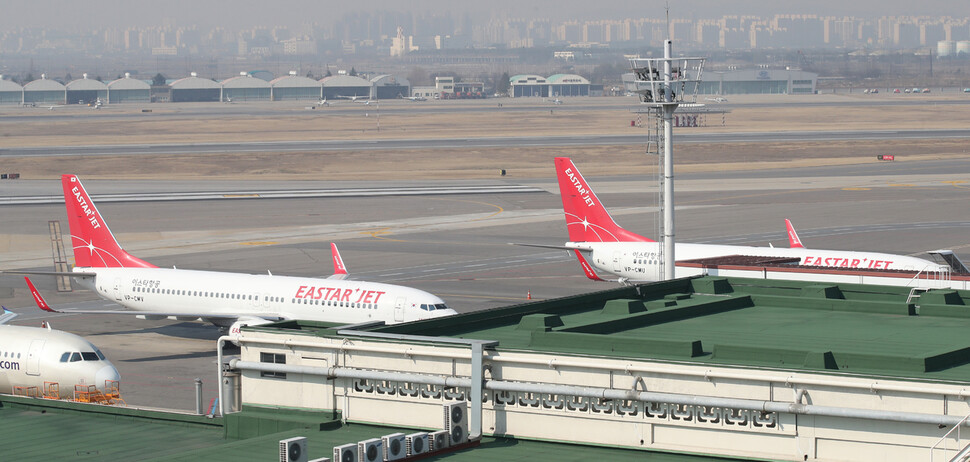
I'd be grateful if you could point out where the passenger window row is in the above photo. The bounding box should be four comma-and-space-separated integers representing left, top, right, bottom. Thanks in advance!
290, 298, 375, 310
132, 286, 283, 303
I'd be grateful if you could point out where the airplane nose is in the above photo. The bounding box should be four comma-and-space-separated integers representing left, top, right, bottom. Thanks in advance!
95, 364, 121, 390
430, 309, 459, 318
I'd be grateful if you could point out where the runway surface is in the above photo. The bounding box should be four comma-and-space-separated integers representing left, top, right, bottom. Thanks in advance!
4, 129, 970, 158
2, 94, 969, 123
2, 130, 970, 412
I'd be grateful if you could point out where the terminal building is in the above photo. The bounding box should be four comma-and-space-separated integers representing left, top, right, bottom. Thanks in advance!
169, 73, 221, 102
65, 74, 107, 104
509, 73, 591, 98
271, 72, 322, 101
320, 74, 372, 100
22, 74, 65, 105
106, 74, 150, 103
0, 77, 22, 104
622, 68, 817, 95
221, 73, 271, 102
5, 275, 970, 461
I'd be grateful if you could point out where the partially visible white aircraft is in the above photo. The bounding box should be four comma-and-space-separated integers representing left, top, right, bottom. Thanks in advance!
92, 98, 103, 109
317, 98, 331, 106
1, 290, 120, 399
540, 157, 949, 283
337, 95, 369, 102
550, 98, 563, 105
10, 175, 457, 338
402, 95, 427, 102
705, 96, 728, 103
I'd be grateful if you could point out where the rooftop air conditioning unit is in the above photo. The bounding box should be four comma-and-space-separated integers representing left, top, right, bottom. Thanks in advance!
333, 443, 357, 462
405, 432, 429, 456
428, 430, 450, 451
280, 437, 308, 462
358, 438, 382, 462
444, 402, 468, 445
381, 433, 406, 461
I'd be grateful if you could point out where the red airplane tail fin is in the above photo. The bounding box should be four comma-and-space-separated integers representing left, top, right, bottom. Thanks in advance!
62, 175, 156, 268
555, 157, 652, 243
786, 219, 805, 248
331, 243, 349, 277
24, 277, 57, 312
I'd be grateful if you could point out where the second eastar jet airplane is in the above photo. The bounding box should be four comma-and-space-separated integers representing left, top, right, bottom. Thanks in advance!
16, 175, 456, 334
551, 157, 948, 283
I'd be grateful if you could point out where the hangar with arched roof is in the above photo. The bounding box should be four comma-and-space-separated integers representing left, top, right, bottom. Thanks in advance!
222, 73, 271, 102
509, 74, 549, 97
107, 73, 150, 103
370, 74, 409, 100
270, 72, 321, 101
23, 75, 66, 104
320, 75, 372, 100
66, 74, 108, 104
169, 73, 221, 102
0, 76, 22, 104
547, 74, 590, 97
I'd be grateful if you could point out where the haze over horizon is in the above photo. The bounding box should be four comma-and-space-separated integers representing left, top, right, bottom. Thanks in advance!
2, 0, 969, 30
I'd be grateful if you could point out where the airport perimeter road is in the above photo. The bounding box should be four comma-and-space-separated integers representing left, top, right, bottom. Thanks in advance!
3, 157, 969, 411
4, 129, 970, 158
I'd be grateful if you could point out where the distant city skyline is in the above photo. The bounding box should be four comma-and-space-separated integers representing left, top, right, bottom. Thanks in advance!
2, 0, 970, 30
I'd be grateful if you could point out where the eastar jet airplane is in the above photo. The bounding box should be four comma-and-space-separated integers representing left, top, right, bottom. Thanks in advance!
1, 288, 120, 399
548, 157, 948, 283
11, 175, 456, 336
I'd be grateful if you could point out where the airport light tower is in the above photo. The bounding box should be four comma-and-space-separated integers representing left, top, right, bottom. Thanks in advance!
628, 41, 705, 280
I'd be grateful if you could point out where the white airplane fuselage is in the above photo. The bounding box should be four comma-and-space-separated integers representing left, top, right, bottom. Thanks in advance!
0, 324, 120, 399
74, 266, 455, 326
572, 241, 948, 282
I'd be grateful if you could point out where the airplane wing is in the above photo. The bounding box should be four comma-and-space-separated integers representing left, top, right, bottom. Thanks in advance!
510, 242, 574, 251
2, 270, 98, 277
328, 242, 349, 280
0, 306, 16, 325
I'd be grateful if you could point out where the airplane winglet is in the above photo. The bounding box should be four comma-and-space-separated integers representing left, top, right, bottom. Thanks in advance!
25, 277, 58, 312
573, 250, 606, 282
0, 306, 16, 324
329, 243, 349, 280
785, 219, 805, 248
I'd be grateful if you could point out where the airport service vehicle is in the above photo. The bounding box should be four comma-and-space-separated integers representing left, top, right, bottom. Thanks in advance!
0, 301, 120, 399
545, 157, 949, 283
14, 175, 456, 336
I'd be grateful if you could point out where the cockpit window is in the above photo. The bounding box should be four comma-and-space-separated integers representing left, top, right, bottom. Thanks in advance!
70, 352, 82, 362
81, 352, 99, 361
60, 352, 70, 363
434, 304, 448, 311
94, 348, 105, 360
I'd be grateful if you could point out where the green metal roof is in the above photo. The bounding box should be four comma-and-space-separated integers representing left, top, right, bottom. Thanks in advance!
332, 276, 970, 383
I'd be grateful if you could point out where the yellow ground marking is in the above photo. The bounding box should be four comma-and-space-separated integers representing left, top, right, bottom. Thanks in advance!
361, 198, 505, 241
360, 227, 406, 242
842, 187, 871, 191
240, 241, 277, 245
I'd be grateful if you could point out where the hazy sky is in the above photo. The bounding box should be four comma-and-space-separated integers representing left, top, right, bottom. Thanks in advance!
2, 0, 969, 30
